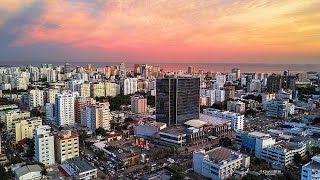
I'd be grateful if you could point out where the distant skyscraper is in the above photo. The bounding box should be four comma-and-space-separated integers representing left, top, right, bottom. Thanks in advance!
232, 68, 241, 79
187, 66, 194, 74
64, 63, 71, 73
156, 77, 200, 126
141, 64, 148, 78
87, 64, 92, 71
119, 62, 126, 77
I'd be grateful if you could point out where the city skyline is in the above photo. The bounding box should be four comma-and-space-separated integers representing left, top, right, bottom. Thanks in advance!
1, 0, 320, 64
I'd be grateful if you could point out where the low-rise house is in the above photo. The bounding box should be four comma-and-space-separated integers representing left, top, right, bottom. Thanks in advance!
60, 157, 97, 180
14, 164, 42, 180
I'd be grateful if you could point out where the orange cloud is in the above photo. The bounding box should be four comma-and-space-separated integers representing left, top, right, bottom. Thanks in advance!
10, 0, 320, 63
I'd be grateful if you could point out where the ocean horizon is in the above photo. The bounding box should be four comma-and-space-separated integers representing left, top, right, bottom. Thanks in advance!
0, 61, 319, 74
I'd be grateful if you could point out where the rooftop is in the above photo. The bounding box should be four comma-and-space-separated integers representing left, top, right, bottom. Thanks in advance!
64, 157, 96, 173
304, 156, 320, 170
15, 164, 42, 177
184, 119, 208, 128
160, 126, 187, 136
248, 131, 270, 138
199, 114, 230, 125
204, 147, 242, 164
274, 141, 301, 151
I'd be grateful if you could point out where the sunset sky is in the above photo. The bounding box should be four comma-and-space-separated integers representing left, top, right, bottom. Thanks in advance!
0, 0, 320, 64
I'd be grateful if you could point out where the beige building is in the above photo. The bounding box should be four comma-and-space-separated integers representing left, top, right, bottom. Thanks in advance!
105, 82, 120, 97
227, 100, 246, 114
90, 82, 105, 98
54, 130, 79, 163
84, 102, 111, 131
46, 88, 59, 104
131, 96, 147, 114
2, 111, 30, 132
15, 117, 42, 143
75, 97, 96, 124
79, 83, 91, 97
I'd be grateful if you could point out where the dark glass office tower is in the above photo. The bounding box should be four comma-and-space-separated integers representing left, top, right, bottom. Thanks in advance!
156, 77, 200, 126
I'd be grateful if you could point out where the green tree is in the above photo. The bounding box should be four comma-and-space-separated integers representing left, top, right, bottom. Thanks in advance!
293, 153, 302, 164
312, 146, 320, 154
95, 127, 107, 136
0, 164, 13, 179
170, 167, 185, 180
78, 130, 89, 144
95, 150, 104, 159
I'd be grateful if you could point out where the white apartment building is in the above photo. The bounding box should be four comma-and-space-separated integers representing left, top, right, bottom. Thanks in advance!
301, 155, 320, 180
215, 90, 225, 102
34, 125, 55, 166
47, 69, 56, 82
131, 96, 147, 114
55, 92, 75, 126
121, 78, 138, 95
203, 108, 244, 130
205, 90, 216, 106
193, 147, 250, 180
260, 141, 306, 170
13, 76, 28, 90
28, 89, 44, 110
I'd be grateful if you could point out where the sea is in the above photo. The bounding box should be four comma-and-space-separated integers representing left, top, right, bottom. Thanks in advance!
0, 61, 320, 74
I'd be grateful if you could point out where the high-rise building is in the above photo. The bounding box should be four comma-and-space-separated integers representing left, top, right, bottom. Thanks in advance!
105, 82, 120, 97
90, 82, 105, 98
119, 63, 126, 77
45, 88, 59, 104
27, 89, 44, 110
84, 102, 111, 131
231, 68, 241, 79
156, 77, 200, 126
141, 64, 148, 78
55, 92, 75, 126
34, 125, 55, 166
282, 75, 297, 90
75, 97, 96, 124
121, 78, 138, 95
2, 111, 31, 132
15, 117, 42, 144
267, 74, 282, 93
54, 130, 79, 163
224, 85, 235, 100
187, 66, 194, 74
64, 63, 71, 74
131, 96, 147, 114
87, 64, 92, 71
79, 83, 91, 97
